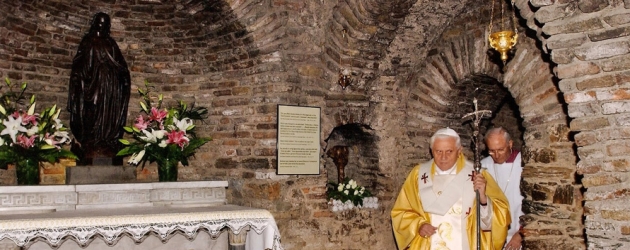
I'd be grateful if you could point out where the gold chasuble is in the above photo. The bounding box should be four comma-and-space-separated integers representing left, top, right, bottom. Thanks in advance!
391, 154, 510, 250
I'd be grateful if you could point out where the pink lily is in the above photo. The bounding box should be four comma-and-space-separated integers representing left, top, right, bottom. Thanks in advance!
16, 134, 36, 148
134, 115, 149, 130
21, 114, 38, 126
12, 111, 38, 126
149, 107, 168, 122
166, 130, 189, 149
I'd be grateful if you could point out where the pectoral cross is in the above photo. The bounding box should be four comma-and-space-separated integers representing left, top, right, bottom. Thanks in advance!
421, 173, 428, 183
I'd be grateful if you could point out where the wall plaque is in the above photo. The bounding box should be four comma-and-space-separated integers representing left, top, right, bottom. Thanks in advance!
277, 105, 321, 175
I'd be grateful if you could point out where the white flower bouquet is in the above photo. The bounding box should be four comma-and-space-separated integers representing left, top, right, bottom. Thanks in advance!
326, 178, 375, 210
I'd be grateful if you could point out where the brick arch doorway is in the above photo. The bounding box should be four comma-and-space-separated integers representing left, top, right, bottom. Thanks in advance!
407, 29, 583, 248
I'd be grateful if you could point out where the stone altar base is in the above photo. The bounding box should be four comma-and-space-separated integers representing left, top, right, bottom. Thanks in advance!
0, 181, 230, 250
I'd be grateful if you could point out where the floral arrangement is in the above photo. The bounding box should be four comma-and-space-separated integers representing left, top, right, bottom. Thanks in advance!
327, 178, 373, 207
0, 78, 76, 184
116, 81, 211, 179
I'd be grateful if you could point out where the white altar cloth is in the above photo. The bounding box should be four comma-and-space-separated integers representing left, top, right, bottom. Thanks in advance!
0, 205, 283, 250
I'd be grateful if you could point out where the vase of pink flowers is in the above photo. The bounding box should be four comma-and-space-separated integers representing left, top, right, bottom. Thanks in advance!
0, 78, 77, 185
117, 81, 211, 182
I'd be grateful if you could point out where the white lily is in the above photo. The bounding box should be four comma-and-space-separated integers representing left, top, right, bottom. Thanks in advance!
158, 140, 168, 148
128, 150, 145, 164
26, 126, 39, 136
27, 102, 36, 115
139, 129, 166, 143
53, 118, 64, 129
52, 107, 61, 119
1, 116, 27, 142
174, 117, 193, 131
54, 131, 70, 144
127, 152, 138, 164
139, 130, 156, 143
153, 129, 166, 139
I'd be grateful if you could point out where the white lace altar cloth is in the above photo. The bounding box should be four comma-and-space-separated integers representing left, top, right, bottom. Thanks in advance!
0, 205, 283, 250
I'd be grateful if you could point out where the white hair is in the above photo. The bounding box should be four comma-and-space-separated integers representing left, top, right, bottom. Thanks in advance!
430, 127, 461, 148
484, 127, 511, 143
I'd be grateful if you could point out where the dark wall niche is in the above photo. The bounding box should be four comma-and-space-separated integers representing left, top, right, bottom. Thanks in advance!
323, 123, 378, 191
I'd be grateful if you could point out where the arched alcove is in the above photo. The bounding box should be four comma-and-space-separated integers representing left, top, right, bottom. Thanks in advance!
324, 123, 377, 190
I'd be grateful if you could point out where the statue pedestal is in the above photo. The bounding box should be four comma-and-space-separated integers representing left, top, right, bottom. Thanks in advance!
76, 156, 123, 166
66, 165, 138, 184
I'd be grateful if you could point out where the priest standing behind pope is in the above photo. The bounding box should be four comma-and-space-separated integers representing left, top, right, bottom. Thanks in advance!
481, 127, 524, 250
391, 128, 511, 250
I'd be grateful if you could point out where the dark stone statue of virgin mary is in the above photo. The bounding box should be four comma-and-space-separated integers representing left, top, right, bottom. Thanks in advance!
68, 12, 130, 165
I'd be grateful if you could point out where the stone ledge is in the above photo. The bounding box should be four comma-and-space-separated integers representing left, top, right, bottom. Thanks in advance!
0, 181, 228, 212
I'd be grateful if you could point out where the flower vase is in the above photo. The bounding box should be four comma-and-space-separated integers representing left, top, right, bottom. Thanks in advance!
157, 158, 178, 182
15, 157, 40, 185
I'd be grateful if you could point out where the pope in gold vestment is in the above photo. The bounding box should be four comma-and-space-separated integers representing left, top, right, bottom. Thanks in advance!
391, 154, 510, 250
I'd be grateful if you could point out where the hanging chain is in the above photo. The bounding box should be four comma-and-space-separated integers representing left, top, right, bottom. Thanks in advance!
500, 0, 505, 31
511, 0, 518, 33
488, 0, 495, 34
340, 29, 347, 69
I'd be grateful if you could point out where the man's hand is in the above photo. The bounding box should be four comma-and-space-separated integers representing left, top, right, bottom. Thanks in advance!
505, 233, 522, 250
418, 223, 437, 239
473, 172, 487, 204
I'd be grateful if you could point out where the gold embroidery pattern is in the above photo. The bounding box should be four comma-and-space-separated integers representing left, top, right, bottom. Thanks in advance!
438, 222, 453, 241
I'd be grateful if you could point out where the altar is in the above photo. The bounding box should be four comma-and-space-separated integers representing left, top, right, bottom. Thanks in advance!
0, 181, 283, 250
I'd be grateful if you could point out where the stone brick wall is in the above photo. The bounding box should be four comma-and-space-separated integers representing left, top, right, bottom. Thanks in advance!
520, 0, 630, 249
0, 0, 629, 249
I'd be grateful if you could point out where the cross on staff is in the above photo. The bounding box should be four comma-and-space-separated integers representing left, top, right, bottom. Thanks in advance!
462, 98, 492, 173
461, 97, 492, 250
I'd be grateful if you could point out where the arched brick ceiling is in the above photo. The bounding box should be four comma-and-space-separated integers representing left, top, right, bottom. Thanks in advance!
323, 0, 478, 91
374, 0, 479, 76
320, 0, 543, 95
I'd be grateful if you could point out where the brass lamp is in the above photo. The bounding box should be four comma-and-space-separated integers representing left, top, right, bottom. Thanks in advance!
488, 0, 518, 64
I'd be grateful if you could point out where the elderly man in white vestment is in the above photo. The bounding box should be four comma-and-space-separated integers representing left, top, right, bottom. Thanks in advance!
392, 128, 510, 250
481, 127, 524, 250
